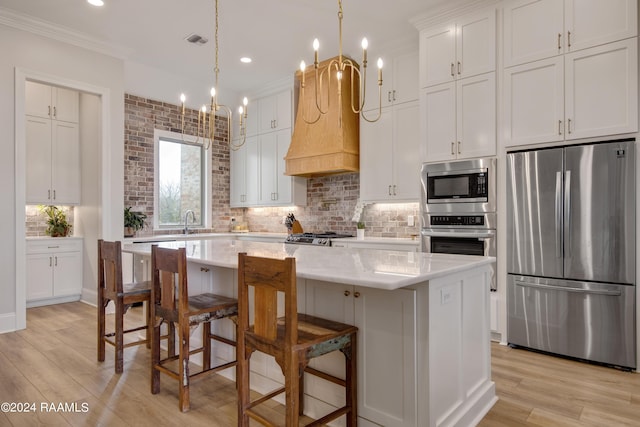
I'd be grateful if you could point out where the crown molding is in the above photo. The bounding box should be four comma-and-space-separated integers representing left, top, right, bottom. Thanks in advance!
0, 6, 133, 59
410, 0, 501, 30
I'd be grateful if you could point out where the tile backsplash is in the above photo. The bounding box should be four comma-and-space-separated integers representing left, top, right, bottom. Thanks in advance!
25, 205, 75, 237
124, 94, 419, 239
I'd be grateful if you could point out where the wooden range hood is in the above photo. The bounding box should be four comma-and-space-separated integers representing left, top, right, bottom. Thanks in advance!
285, 56, 360, 177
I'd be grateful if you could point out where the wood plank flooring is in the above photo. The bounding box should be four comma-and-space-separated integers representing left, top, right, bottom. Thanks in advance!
0, 302, 638, 426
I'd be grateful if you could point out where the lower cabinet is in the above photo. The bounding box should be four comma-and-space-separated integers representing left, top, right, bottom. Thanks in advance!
305, 280, 417, 427
26, 238, 83, 307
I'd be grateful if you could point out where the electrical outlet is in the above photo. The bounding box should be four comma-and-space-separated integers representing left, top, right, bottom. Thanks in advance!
408, 215, 414, 226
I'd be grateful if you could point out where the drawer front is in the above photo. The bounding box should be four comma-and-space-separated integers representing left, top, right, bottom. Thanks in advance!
27, 238, 83, 254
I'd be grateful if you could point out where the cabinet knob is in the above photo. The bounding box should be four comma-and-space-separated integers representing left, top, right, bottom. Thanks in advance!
354, 291, 361, 298
344, 290, 351, 297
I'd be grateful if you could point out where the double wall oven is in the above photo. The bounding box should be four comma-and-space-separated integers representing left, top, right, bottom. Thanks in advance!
420, 158, 497, 290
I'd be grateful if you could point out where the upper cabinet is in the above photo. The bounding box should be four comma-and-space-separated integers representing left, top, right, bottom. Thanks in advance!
420, 10, 496, 88
364, 50, 419, 110
26, 81, 79, 123
504, 0, 637, 67
257, 90, 292, 134
503, 0, 638, 148
230, 89, 306, 208
25, 81, 80, 205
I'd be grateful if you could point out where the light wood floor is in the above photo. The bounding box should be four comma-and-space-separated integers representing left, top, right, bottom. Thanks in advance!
0, 302, 638, 426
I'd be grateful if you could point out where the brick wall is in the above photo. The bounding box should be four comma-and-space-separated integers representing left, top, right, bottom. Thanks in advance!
124, 94, 419, 238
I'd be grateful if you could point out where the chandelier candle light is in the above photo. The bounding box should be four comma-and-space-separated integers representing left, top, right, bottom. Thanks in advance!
180, 0, 249, 150
298, 0, 384, 126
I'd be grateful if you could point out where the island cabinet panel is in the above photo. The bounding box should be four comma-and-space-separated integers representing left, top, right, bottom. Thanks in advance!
305, 279, 417, 427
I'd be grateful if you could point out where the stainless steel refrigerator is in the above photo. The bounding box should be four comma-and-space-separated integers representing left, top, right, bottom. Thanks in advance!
507, 139, 636, 369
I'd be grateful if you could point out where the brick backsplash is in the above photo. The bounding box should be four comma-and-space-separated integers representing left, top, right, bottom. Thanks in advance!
124, 94, 419, 238
25, 205, 75, 237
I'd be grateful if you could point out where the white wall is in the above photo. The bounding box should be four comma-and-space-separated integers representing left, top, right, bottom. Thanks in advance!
0, 23, 125, 332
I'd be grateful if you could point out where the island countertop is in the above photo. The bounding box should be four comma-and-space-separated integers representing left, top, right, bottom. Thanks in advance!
122, 238, 494, 291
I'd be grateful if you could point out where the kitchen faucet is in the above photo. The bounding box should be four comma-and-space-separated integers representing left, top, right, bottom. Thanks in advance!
183, 210, 195, 234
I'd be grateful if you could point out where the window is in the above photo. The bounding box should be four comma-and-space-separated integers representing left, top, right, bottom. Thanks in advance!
154, 129, 210, 229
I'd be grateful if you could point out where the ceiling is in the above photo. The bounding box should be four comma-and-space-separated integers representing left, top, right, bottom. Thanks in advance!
0, 0, 451, 100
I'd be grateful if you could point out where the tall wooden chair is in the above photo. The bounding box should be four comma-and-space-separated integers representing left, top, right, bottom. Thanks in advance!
150, 245, 238, 412
237, 252, 358, 426
98, 239, 152, 374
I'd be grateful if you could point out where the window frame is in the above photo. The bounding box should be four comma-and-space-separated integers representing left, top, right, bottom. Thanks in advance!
153, 128, 211, 231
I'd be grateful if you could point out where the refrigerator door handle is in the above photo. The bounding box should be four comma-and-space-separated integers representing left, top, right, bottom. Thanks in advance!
514, 280, 622, 296
564, 170, 571, 257
555, 171, 562, 258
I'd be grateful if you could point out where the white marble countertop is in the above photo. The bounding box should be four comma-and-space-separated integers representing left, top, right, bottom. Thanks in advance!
122, 238, 494, 291
124, 232, 287, 243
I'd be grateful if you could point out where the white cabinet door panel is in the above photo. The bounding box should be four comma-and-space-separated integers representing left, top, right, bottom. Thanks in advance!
420, 25, 456, 88
422, 82, 456, 162
392, 51, 420, 105
25, 81, 52, 119
26, 254, 53, 300
457, 10, 496, 80
360, 108, 393, 200
503, 0, 564, 67
504, 57, 564, 147
392, 102, 420, 200
565, 0, 637, 53
54, 87, 79, 123
52, 121, 80, 204
259, 132, 277, 204
52, 251, 82, 297
457, 73, 496, 159
565, 38, 638, 140
26, 116, 52, 204
244, 136, 259, 206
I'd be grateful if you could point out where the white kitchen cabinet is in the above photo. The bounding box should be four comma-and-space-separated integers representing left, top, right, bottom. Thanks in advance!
230, 136, 259, 207
504, 0, 637, 68
360, 101, 420, 201
420, 9, 495, 88
305, 280, 417, 427
422, 72, 496, 162
26, 238, 83, 307
26, 115, 81, 205
257, 90, 292, 134
504, 39, 637, 147
364, 50, 419, 110
259, 129, 306, 206
26, 81, 79, 123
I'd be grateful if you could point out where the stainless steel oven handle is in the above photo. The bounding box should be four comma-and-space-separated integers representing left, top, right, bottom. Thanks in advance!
421, 229, 495, 239
515, 280, 621, 296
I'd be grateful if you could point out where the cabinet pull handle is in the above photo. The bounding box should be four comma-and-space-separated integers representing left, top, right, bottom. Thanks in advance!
48, 106, 51, 117
558, 33, 562, 51
450, 63, 455, 77
344, 290, 351, 297
47, 246, 60, 249
392, 90, 396, 101
393, 185, 397, 196
48, 189, 51, 200
568, 118, 572, 134
49, 256, 52, 267
457, 141, 461, 154
354, 291, 361, 298
457, 61, 461, 75
53, 190, 56, 200
567, 31, 571, 48
558, 120, 563, 135
388, 185, 392, 195
54, 256, 58, 266
53, 106, 57, 118
200, 267, 210, 272
450, 142, 455, 155
388, 91, 392, 103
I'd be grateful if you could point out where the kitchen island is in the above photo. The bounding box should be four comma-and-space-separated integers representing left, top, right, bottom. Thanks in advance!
123, 238, 496, 427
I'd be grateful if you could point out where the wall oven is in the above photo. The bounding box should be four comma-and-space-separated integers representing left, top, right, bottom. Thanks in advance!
420, 158, 497, 290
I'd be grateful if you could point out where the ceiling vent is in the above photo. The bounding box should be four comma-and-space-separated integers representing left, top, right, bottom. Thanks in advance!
185, 34, 208, 45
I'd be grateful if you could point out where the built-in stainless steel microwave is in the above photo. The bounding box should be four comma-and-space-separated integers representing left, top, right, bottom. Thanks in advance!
420, 158, 496, 214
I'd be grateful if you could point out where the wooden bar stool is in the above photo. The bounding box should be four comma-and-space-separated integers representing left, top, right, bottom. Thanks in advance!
150, 245, 238, 412
97, 239, 152, 374
237, 252, 358, 427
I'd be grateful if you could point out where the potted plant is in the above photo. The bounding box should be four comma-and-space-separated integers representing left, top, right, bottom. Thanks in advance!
356, 221, 365, 240
124, 207, 147, 237
40, 205, 72, 237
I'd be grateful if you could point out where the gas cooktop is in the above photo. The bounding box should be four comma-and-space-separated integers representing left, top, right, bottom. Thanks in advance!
285, 232, 352, 246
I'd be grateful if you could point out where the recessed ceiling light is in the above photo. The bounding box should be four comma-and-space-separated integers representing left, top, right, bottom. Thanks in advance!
87, 0, 104, 6
240, 57, 252, 64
